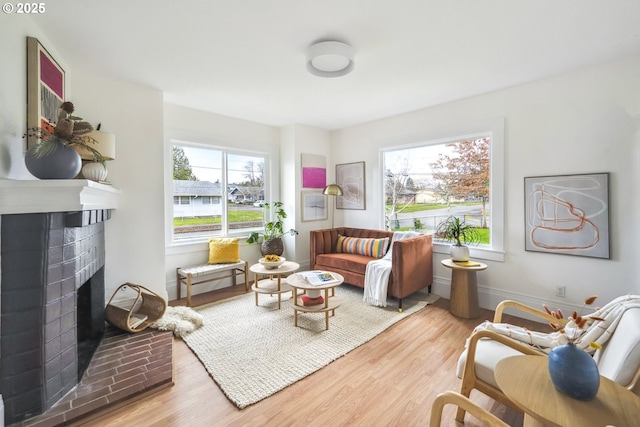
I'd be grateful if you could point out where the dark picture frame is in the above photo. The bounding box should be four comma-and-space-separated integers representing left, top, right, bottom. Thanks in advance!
27, 36, 65, 149
524, 172, 610, 259
336, 161, 365, 210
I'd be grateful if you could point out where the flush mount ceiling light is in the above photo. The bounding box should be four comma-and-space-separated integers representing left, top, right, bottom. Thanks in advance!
306, 41, 354, 78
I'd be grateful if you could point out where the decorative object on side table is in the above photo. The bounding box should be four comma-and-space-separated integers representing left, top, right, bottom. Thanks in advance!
246, 201, 298, 256
544, 295, 604, 400
24, 102, 106, 180
435, 215, 481, 261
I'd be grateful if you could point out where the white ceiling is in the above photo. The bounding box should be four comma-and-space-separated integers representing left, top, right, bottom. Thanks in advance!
32, 0, 640, 130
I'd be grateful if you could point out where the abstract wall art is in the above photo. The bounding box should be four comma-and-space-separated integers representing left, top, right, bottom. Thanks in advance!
336, 161, 365, 210
524, 172, 609, 258
301, 153, 326, 189
301, 190, 327, 221
27, 36, 65, 149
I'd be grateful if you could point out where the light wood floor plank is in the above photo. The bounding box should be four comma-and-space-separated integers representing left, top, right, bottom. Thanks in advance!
77, 287, 543, 426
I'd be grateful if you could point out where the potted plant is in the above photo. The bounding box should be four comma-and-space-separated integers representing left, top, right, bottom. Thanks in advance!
246, 201, 298, 256
435, 215, 481, 261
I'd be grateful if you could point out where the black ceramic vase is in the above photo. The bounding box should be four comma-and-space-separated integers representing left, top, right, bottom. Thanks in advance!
25, 139, 82, 179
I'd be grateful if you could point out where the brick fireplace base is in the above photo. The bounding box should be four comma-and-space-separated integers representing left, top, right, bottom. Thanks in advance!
18, 327, 174, 427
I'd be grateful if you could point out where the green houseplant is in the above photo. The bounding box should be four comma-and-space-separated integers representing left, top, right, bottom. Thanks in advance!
246, 201, 298, 256
435, 215, 481, 261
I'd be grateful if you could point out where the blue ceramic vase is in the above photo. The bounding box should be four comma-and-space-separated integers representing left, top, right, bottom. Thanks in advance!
25, 138, 82, 179
548, 343, 600, 400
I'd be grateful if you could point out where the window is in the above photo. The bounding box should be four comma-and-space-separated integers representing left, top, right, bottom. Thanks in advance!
171, 143, 266, 242
382, 120, 504, 261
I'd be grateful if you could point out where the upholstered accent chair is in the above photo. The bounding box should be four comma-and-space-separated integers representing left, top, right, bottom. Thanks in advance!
455, 297, 640, 423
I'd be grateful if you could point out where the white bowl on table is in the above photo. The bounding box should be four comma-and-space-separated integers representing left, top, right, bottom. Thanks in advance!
259, 257, 286, 269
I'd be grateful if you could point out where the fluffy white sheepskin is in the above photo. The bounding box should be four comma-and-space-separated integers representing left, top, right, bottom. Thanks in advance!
151, 306, 204, 338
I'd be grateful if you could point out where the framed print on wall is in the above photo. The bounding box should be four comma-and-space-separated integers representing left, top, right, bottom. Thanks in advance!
336, 161, 365, 210
524, 172, 610, 259
301, 190, 327, 221
301, 153, 327, 189
27, 36, 65, 149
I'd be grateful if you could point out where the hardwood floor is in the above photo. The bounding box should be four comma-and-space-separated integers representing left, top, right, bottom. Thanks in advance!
75, 288, 544, 427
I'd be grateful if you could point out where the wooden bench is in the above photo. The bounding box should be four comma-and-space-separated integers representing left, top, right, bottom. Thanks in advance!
176, 260, 249, 307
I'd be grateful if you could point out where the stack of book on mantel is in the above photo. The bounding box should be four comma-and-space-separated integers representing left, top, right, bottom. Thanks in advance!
300, 294, 324, 306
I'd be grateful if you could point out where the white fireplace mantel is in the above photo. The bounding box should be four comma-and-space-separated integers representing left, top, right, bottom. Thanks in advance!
0, 179, 121, 214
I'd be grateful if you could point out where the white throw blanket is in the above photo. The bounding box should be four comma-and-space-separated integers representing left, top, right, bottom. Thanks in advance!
363, 231, 420, 307
471, 294, 640, 354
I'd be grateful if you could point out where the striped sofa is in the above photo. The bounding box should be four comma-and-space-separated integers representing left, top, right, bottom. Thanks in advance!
310, 227, 433, 311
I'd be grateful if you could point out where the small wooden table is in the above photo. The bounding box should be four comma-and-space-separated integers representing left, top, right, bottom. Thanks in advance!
286, 272, 343, 330
495, 355, 640, 427
250, 261, 299, 309
440, 258, 487, 318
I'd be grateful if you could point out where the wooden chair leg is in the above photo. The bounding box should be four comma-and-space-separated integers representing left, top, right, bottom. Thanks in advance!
176, 268, 182, 300
186, 273, 193, 307
244, 261, 249, 291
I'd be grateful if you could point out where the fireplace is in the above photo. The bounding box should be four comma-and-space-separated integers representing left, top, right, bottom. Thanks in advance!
0, 180, 120, 425
0, 210, 109, 424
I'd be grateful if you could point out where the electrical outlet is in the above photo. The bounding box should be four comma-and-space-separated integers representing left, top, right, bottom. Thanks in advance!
555, 285, 566, 298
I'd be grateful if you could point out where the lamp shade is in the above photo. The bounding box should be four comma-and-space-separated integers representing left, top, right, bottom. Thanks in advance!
76, 130, 116, 161
323, 184, 343, 196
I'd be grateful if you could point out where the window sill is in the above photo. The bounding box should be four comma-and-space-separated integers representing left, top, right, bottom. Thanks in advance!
433, 242, 505, 262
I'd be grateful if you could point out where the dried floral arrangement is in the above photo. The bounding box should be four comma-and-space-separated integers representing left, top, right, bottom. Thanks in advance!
24, 101, 105, 164
544, 295, 605, 349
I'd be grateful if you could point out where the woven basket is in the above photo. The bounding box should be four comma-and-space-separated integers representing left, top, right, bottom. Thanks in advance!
105, 283, 167, 333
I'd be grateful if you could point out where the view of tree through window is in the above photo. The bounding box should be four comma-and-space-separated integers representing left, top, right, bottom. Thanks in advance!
172, 143, 266, 241
383, 137, 491, 244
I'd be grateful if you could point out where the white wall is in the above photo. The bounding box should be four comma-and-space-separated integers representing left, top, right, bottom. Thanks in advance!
0, 18, 167, 300
163, 104, 281, 299
0, 17, 68, 179
281, 125, 332, 267
71, 71, 166, 300
332, 55, 640, 312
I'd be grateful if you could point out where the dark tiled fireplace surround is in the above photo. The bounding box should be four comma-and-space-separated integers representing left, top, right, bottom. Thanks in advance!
0, 181, 173, 426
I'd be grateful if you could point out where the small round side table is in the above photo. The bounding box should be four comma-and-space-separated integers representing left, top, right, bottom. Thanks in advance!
441, 258, 487, 319
250, 260, 299, 309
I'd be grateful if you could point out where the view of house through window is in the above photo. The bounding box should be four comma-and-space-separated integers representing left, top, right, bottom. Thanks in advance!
383, 137, 491, 245
172, 143, 266, 241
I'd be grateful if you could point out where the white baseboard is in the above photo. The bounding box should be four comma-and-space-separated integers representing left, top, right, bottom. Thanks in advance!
431, 274, 583, 323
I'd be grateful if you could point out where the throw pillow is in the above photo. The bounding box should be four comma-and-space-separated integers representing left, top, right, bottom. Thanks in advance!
335, 235, 389, 258
208, 238, 240, 264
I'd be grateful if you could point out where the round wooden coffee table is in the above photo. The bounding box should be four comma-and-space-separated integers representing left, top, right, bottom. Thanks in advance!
250, 260, 299, 309
286, 272, 343, 330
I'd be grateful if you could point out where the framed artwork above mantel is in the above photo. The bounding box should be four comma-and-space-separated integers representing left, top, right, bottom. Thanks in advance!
26, 36, 65, 149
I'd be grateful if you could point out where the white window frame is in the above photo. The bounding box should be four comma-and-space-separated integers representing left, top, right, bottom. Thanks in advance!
380, 118, 504, 262
167, 139, 270, 246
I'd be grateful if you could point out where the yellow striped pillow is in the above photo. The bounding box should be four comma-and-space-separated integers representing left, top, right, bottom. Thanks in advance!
335, 235, 390, 258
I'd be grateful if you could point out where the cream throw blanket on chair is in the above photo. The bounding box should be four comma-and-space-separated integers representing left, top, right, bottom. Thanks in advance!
363, 231, 420, 307
471, 294, 640, 354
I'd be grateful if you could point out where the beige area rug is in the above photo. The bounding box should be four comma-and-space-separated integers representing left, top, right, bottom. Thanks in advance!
183, 285, 439, 409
